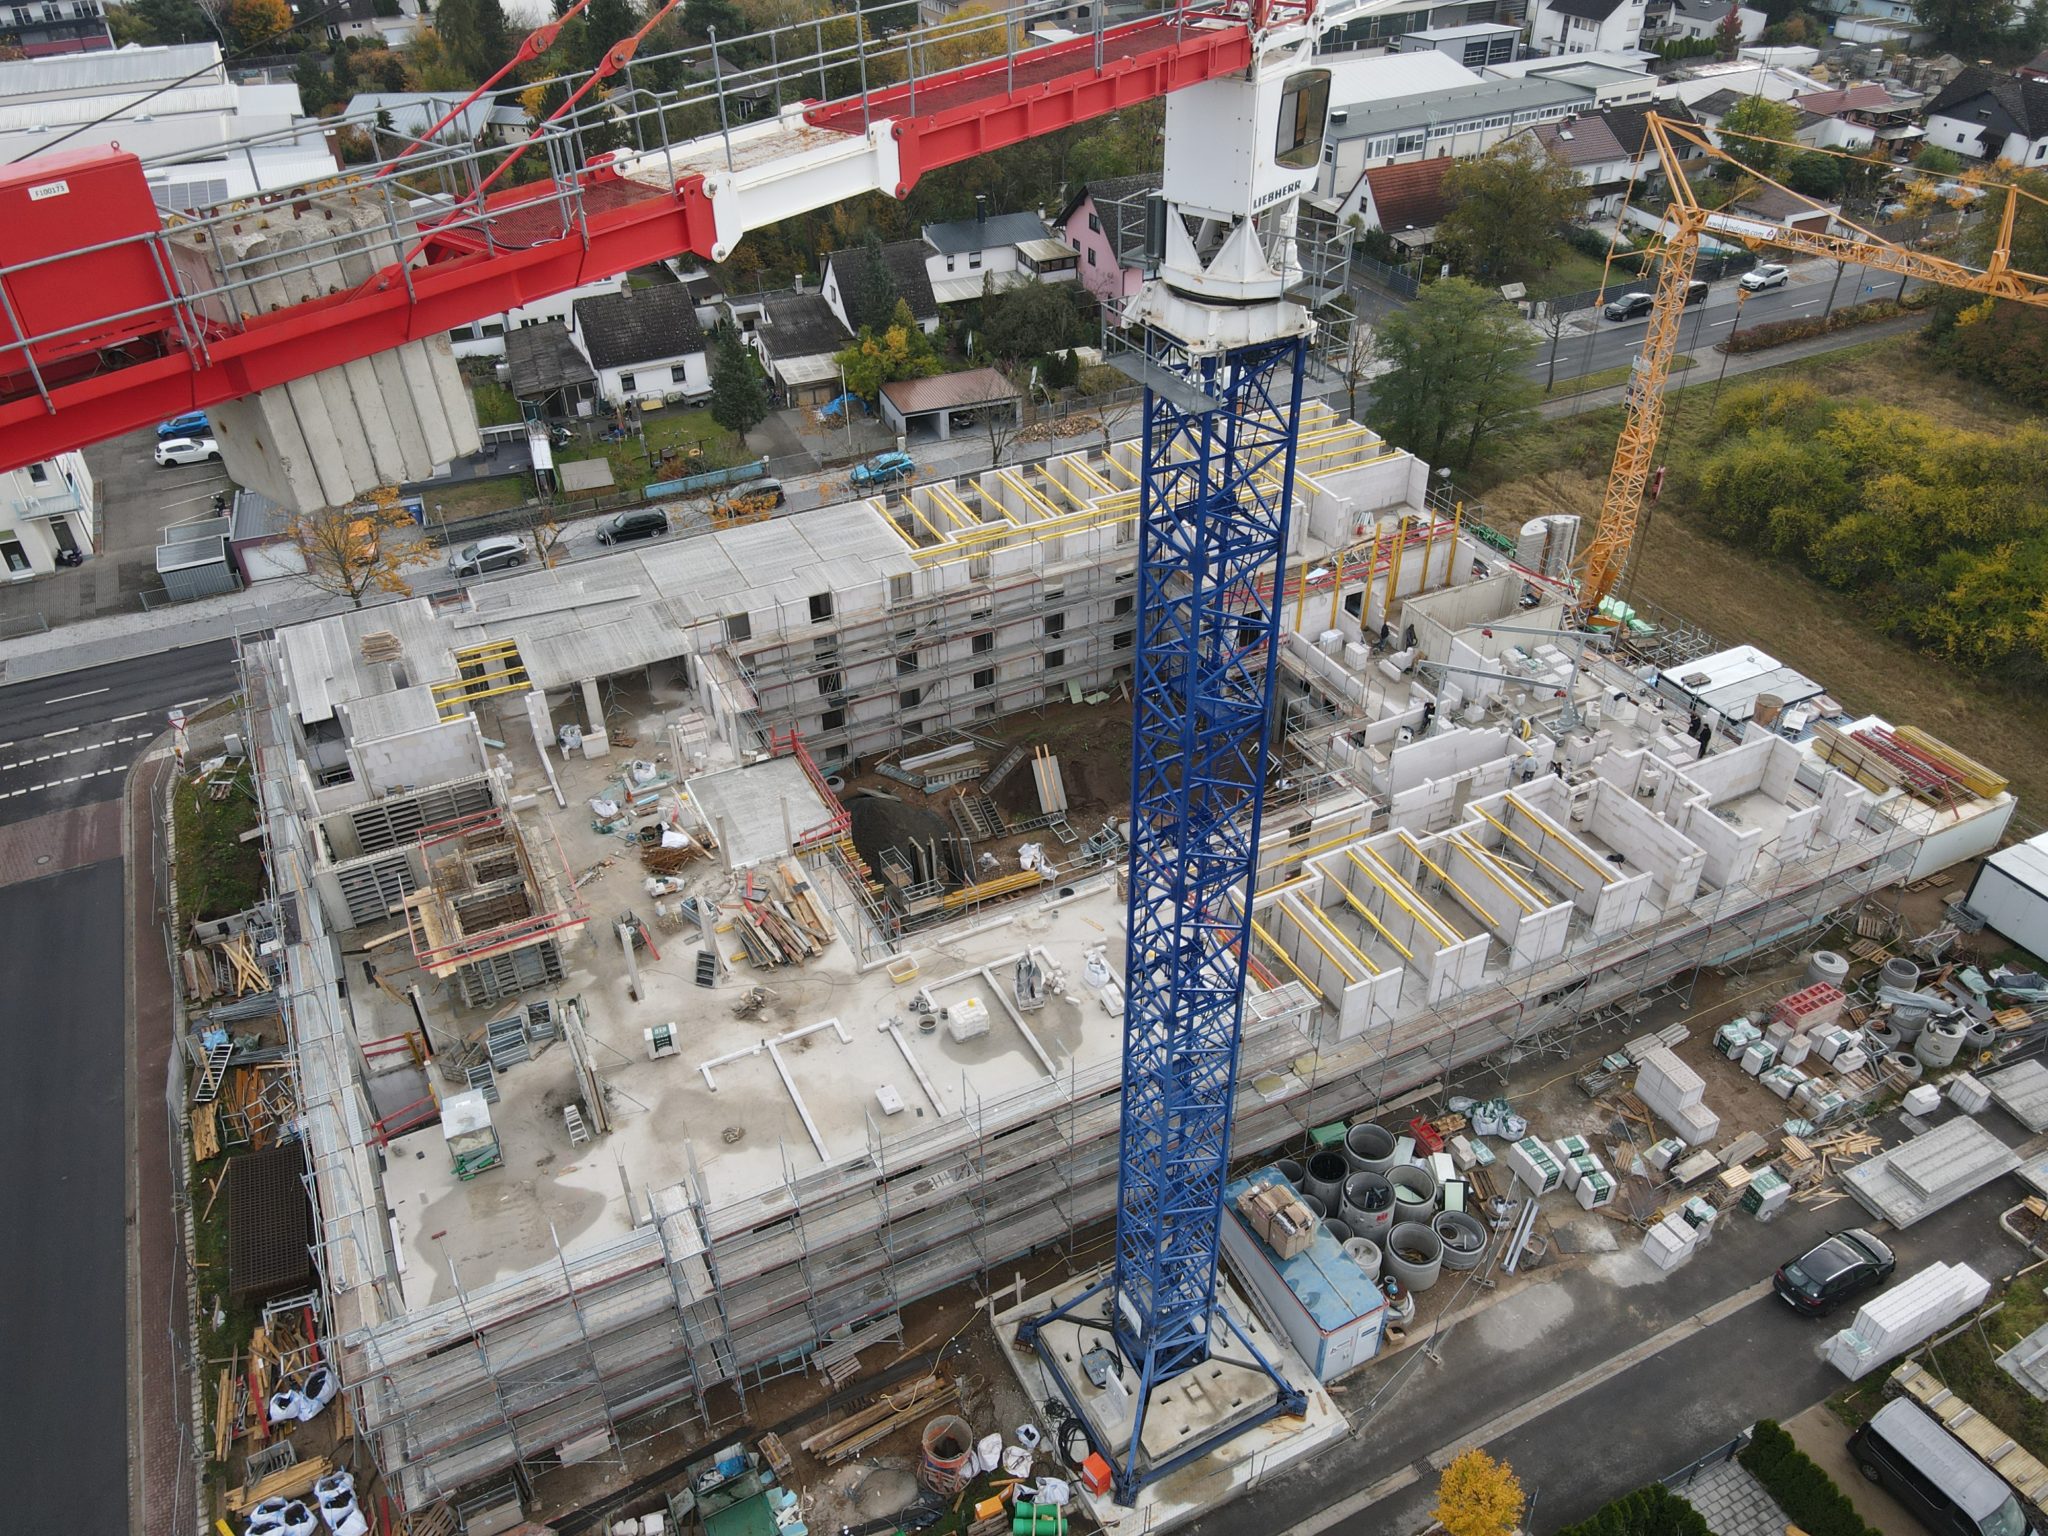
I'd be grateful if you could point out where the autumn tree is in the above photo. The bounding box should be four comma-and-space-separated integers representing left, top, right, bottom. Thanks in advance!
1075, 362, 1140, 451
221, 0, 288, 48
1716, 0, 1744, 57
1368, 278, 1538, 470
709, 323, 770, 445
978, 280, 1089, 362
834, 299, 941, 399
1434, 140, 1586, 284
1433, 1449, 1525, 1536
288, 487, 430, 608
434, 0, 513, 82
1714, 96, 1801, 181
912, 3, 1008, 73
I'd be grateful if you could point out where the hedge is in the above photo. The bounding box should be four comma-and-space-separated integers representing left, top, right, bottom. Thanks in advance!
1738, 1420, 1881, 1536
1554, 1482, 1710, 1536
1721, 291, 1932, 354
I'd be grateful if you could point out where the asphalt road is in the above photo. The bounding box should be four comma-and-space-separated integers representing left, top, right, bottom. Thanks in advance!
0, 859, 130, 1532
0, 638, 239, 827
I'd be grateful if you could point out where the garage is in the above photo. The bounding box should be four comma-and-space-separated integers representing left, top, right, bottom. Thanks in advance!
1964, 832, 2048, 963
879, 368, 1021, 444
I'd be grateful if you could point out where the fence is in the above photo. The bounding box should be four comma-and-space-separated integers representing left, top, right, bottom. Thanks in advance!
1347, 249, 1421, 300
1661, 1432, 1748, 1490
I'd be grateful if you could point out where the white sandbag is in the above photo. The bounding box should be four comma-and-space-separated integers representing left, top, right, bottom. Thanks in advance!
976, 1432, 1003, 1475
1002, 1445, 1034, 1478
639, 1515, 666, 1536
296, 1365, 338, 1421
1015, 1422, 1043, 1451
328, 1509, 368, 1536
314, 1472, 354, 1501
610, 1521, 640, 1536
589, 796, 621, 819
661, 827, 694, 850
319, 1493, 362, 1533
279, 1502, 320, 1536
1035, 1477, 1072, 1506
267, 1388, 308, 1425
252, 1498, 294, 1521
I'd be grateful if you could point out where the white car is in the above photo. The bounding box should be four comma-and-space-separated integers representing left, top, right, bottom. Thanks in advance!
448, 534, 527, 576
1738, 264, 1790, 293
155, 435, 221, 466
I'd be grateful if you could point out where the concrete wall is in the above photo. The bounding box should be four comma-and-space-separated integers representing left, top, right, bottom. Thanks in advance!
595, 350, 710, 407
347, 716, 486, 799
1579, 779, 1701, 916
1319, 841, 1487, 1004
1437, 831, 1574, 967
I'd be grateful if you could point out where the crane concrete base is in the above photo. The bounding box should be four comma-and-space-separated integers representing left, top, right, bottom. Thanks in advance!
999, 1264, 1345, 1531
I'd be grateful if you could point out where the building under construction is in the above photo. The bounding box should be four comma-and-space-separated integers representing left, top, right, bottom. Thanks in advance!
237, 419, 2014, 1523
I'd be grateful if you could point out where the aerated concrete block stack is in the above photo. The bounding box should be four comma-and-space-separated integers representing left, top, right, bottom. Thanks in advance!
1635, 1046, 1721, 1146
1825, 1262, 1990, 1379
1949, 1073, 1991, 1115
1772, 982, 1846, 1033
1504, 1136, 1562, 1195
1641, 1211, 1697, 1271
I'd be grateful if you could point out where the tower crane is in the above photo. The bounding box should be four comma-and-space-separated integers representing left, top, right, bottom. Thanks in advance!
0, 0, 1371, 1509
1577, 113, 2048, 613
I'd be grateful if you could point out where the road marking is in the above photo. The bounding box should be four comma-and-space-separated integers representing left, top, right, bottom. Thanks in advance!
0, 733, 145, 771
171, 697, 210, 711
45, 726, 79, 738
0, 762, 128, 797
111, 712, 148, 724
1280, 1278, 1775, 1536
45, 686, 111, 703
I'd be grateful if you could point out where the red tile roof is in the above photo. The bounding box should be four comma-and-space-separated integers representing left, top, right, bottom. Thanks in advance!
1793, 83, 1900, 116
1362, 156, 1458, 234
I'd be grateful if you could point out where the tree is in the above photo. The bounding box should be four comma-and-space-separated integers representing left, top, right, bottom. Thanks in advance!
578, 0, 640, 71
1786, 151, 1844, 199
1715, 96, 1801, 182
1319, 297, 1379, 419
1075, 362, 1140, 451
979, 281, 1088, 362
1368, 278, 1538, 470
331, 39, 357, 97
1911, 0, 2017, 54
1434, 140, 1586, 284
288, 487, 428, 608
1433, 1449, 1525, 1536
294, 53, 337, 116
108, 0, 216, 44
1913, 144, 1964, 176
913, 3, 1008, 73
966, 375, 1024, 468
834, 299, 942, 399
221, 0, 288, 48
1717, 0, 1744, 57
434, 0, 513, 81
709, 324, 770, 446
849, 231, 901, 334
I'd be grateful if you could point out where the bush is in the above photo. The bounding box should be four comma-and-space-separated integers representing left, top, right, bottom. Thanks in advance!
1554, 1482, 1711, 1536
1738, 1421, 1881, 1536
1722, 293, 1929, 354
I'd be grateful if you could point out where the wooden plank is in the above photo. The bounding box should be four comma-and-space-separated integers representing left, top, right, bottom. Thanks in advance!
224, 1454, 333, 1513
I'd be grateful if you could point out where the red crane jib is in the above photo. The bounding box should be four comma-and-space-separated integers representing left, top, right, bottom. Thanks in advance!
0, 13, 1250, 470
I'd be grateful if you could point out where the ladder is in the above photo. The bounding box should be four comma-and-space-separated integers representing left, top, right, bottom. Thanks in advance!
563, 1104, 590, 1146
194, 1041, 233, 1105
466, 1062, 499, 1104
981, 743, 1028, 793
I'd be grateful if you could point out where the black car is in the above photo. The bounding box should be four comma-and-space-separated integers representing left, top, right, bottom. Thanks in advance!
597, 508, 669, 545
1603, 282, 1710, 321
1774, 1228, 1896, 1315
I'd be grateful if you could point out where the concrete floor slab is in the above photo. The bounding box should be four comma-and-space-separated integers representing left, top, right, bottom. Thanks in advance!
686, 756, 834, 872
1987, 1060, 2048, 1134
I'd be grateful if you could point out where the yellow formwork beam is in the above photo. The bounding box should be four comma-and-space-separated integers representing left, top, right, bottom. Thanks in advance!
1350, 846, 1460, 946
1285, 892, 1380, 976
1450, 830, 1548, 909
1249, 920, 1327, 1000
1470, 803, 1584, 892
1325, 873, 1416, 963
1505, 792, 1618, 884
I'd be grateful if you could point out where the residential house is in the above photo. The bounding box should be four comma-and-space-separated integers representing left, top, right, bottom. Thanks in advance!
571, 286, 710, 408
2022, 48, 2048, 83
1055, 173, 1160, 318
1522, 100, 1697, 217
504, 322, 599, 419
1480, 51, 1660, 105
448, 276, 631, 361
1924, 66, 2048, 168
0, 0, 111, 57
1686, 87, 1836, 155
0, 452, 95, 578
731, 288, 855, 408
1729, 182, 1838, 235
1320, 75, 1595, 218
1319, 0, 1512, 50
324, 0, 430, 46
1790, 82, 1920, 152
1648, 0, 1765, 46
1394, 23, 1520, 67
1527, 0, 1647, 58
821, 241, 942, 336
1355, 157, 1459, 252
922, 200, 1078, 305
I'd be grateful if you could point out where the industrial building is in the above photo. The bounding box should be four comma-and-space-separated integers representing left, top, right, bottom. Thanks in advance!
232, 407, 2014, 1520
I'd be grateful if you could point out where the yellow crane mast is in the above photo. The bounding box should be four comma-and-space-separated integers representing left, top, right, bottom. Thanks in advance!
1579, 113, 2048, 613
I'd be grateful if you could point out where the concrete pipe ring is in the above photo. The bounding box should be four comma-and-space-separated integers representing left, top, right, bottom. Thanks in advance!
1304, 1151, 1348, 1207
1342, 1122, 1397, 1174
1433, 1210, 1489, 1271
1344, 1237, 1382, 1281
1386, 1220, 1443, 1292
1386, 1163, 1439, 1216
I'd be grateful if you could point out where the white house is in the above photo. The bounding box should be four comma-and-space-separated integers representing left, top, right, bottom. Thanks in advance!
1925, 66, 2048, 168
449, 276, 632, 361
0, 452, 95, 578
570, 287, 711, 408
820, 240, 941, 336
1528, 0, 1647, 58
1653, 0, 1766, 46
922, 200, 1078, 305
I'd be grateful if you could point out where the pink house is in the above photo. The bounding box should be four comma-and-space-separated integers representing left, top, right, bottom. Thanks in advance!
1054, 174, 1159, 320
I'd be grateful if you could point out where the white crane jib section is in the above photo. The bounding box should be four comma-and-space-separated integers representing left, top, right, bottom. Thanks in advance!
1126, 20, 1329, 354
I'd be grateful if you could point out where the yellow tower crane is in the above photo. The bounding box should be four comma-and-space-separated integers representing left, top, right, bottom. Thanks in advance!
1578, 113, 2048, 614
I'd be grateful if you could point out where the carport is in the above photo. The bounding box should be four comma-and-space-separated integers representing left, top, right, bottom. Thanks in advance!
880, 368, 1021, 443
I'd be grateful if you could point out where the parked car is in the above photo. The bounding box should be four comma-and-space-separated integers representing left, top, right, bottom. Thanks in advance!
1684, 279, 1710, 306
1739, 263, 1790, 292
1851, 1399, 2040, 1536
596, 507, 669, 545
155, 410, 210, 440
850, 450, 916, 488
155, 436, 222, 467
448, 535, 528, 576
1773, 1228, 1895, 1315
1603, 291, 1655, 321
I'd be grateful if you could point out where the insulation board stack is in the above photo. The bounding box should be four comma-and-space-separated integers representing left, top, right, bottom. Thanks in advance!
1740, 1167, 1791, 1219
1902, 1084, 1942, 1118
1825, 1262, 1991, 1380
1575, 1167, 1617, 1209
1781, 1034, 1811, 1068
1555, 1135, 1591, 1162
1773, 982, 1846, 1033
1641, 1212, 1697, 1271
1504, 1136, 1563, 1195
1636, 1046, 1721, 1146
1834, 1045, 1870, 1075
1716, 1019, 1763, 1060
1811, 1024, 1852, 1063
1741, 1041, 1777, 1077
1562, 1153, 1601, 1191
1949, 1073, 1992, 1115
1646, 1137, 1687, 1173
1760, 1065, 1808, 1100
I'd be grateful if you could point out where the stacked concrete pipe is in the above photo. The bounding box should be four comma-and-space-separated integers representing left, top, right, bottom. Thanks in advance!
1386, 1222, 1442, 1292
1342, 1122, 1397, 1174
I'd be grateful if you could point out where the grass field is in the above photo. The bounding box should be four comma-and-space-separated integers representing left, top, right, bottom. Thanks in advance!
172, 763, 262, 923
561, 407, 742, 496
1471, 334, 2048, 808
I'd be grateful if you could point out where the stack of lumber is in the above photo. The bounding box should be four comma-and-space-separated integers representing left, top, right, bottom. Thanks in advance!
192, 1101, 221, 1162
224, 1454, 334, 1513
1793, 1126, 1884, 1205
180, 946, 224, 1002
798, 1374, 956, 1465
639, 824, 715, 874
220, 933, 270, 997
728, 862, 836, 969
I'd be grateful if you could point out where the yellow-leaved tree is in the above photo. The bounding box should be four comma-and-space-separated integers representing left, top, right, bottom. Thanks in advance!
1432, 1448, 1524, 1536
288, 485, 430, 609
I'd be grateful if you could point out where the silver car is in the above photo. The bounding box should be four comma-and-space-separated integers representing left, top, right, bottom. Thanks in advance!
448, 534, 527, 576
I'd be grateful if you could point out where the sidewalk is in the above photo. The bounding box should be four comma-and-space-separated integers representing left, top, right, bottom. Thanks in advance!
1536, 314, 1923, 420
1783, 1404, 1919, 1536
